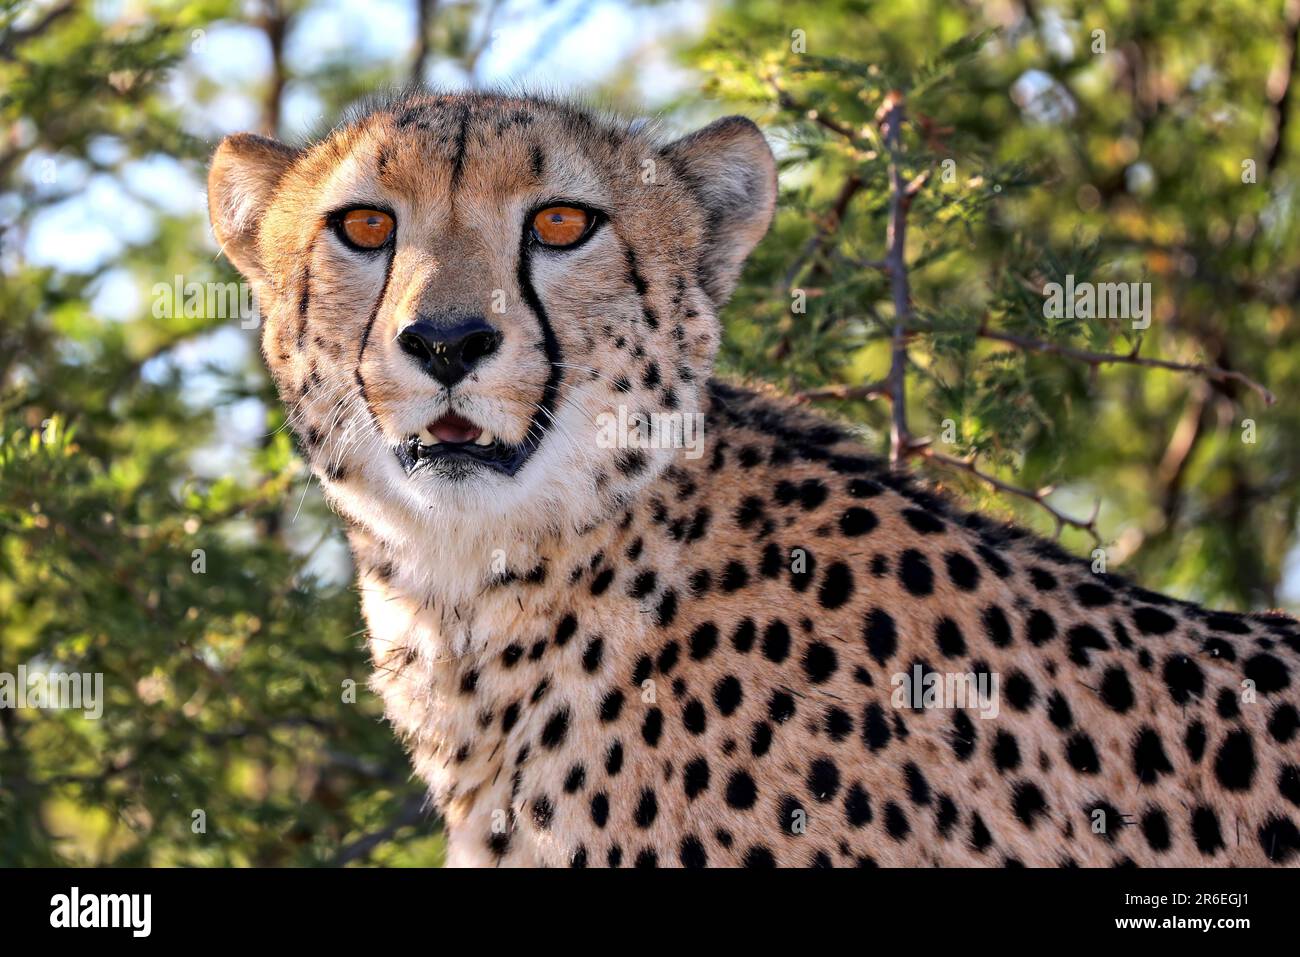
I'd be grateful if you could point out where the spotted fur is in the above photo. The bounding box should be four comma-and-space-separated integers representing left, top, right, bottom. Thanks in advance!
208, 92, 1300, 867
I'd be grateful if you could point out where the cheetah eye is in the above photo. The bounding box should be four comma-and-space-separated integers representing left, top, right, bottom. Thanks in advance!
531, 205, 595, 248
334, 207, 396, 251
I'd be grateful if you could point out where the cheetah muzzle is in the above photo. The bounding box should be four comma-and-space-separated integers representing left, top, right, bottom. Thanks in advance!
208, 91, 1300, 868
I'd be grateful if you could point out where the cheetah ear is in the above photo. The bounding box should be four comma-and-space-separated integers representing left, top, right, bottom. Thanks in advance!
664, 116, 777, 307
207, 133, 299, 283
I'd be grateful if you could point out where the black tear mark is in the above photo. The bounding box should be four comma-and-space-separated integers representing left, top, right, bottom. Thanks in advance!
354, 247, 397, 430
450, 102, 471, 188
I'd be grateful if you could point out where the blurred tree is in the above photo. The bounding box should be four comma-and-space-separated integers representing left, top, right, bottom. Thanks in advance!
2, 0, 1298, 868
691, 0, 1300, 611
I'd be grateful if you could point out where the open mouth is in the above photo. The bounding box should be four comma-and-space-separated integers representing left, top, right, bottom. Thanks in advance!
395, 412, 533, 477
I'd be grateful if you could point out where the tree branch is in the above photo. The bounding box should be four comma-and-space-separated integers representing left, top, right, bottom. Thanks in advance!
976, 326, 1277, 405
918, 448, 1103, 544
878, 90, 916, 464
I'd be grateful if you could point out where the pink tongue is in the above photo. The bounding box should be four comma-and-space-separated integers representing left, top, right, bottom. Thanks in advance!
429, 413, 482, 444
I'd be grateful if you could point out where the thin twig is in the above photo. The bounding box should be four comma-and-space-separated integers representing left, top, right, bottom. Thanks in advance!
977, 327, 1277, 405
919, 448, 1103, 544
878, 90, 915, 464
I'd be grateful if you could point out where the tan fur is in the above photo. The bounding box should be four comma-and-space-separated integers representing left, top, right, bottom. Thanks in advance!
209, 92, 1300, 867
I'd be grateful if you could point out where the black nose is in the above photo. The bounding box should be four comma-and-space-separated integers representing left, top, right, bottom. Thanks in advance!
397, 316, 501, 387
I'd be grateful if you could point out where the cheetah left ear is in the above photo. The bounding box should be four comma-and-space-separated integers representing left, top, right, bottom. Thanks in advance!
663, 116, 777, 307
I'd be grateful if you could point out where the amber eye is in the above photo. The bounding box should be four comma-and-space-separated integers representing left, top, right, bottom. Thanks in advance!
532, 206, 592, 247
337, 208, 395, 250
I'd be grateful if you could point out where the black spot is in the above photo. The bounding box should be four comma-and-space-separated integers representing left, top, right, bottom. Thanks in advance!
1047, 691, 1074, 729
725, 770, 758, 809
970, 814, 993, 852
902, 509, 944, 534
634, 788, 658, 828
904, 763, 932, 805
634, 849, 658, 868
950, 711, 977, 760
932, 796, 958, 839
1206, 613, 1250, 634
935, 618, 967, 658
713, 675, 743, 715
1217, 687, 1240, 719
1027, 610, 1058, 647
1065, 733, 1100, 774
564, 765, 586, 793
600, 689, 624, 722
1270, 704, 1300, 743
606, 740, 623, 775
1278, 765, 1300, 807
802, 642, 838, 683
750, 721, 772, 757
770, 691, 797, 724
762, 620, 791, 663
1132, 727, 1173, 784
531, 795, 553, 830
945, 552, 980, 591
590, 792, 609, 828
582, 637, 604, 672
976, 545, 1011, 579
807, 758, 841, 802
862, 703, 891, 750
1202, 637, 1237, 662
1004, 671, 1036, 711
1028, 567, 1057, 591
555, 614, 578, 646
1066, 624, 1108, 664
818, 562, 854, 609
1012, 782, 1048, 828
1190, 806, 1223, 855
590, 568, 615, 595
840, 507, 878, 536
655, 590, 678, 627
684, 757, 709, 799
982, 606, 1012, 647
842, 783, 872, 827
883, 802, 910, 840
679, 835, 708, 868
1099, 666, 1135, 713
1244, 653, 1291, 694
992, 731, 1022, 772
721, 560, 749, 592
1141, 808, 1171, 853
540, 708, 570, 750
1258, 816, 1300, 864
743, 846, 775, 868
731, 618, 756, 653
656, 641, 680, 674
1213, 729, 1256, 791
689, 622, 719, 661
863, 609, 898, 664
825, 707, 853, 741
642, 708, 662, 746
1185, 721, 1207, 762
629, 570, 657, 599
1163, 654, 1204, 705
1132, 606, 1177, 635
898, 550, 934, 596
682, 699, 706, 735
1075, 582, 1114, 607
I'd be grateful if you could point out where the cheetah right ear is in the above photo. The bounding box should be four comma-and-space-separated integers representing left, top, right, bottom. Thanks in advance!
207, 133, 299, 283
663, 116, 777, 308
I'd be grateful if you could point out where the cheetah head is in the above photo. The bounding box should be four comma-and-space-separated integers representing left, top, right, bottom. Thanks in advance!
208, 92, 774, 561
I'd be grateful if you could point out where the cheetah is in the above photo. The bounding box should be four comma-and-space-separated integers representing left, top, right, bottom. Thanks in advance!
207, 91, 1300, 867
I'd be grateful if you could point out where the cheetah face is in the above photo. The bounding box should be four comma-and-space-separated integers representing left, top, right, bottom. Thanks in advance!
207, 93, 774, 540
